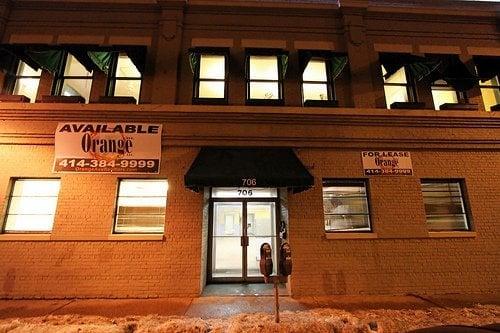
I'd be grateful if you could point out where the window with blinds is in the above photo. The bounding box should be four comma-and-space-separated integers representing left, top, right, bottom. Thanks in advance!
322, 179, 371, 232
114, 179, 168, 234
421, 181, 470, 231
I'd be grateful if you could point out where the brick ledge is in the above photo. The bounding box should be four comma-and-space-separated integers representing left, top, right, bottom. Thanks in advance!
428, 231, 477, 238
325, 232, 378, 240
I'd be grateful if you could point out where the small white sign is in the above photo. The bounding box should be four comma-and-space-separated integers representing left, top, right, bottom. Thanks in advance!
53, 122, 162, 174
361, 151, 413, 176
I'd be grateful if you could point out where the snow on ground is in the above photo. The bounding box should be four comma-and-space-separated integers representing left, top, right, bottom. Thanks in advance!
0, 304, 498, 333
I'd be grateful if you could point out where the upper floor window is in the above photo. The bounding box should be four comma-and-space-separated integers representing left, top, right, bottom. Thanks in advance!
381, 65, 416, 108
108, 53, 142, 103
12, 61, 41, 102
189, 48, 228, 104
421, 180, 470, 231
246, 49, 287, 105
431, 79, 462, 110
474, 56, 500, 111
322, 179, 371, 232
3, 179, 60, 233
114, 179, 168, 234
300, 51, 347, 107
54, 53, 92, 102
379, 53, 422, 108
303, 59, 330, 102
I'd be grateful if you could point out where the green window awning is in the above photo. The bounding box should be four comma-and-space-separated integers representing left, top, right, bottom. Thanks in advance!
184, 148, 314, 193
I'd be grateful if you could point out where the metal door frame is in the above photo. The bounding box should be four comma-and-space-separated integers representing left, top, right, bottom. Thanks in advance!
207, 188, 281, 284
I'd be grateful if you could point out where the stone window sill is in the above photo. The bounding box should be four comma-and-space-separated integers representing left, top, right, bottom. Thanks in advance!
325, 232, 378, 240
107, 234, 164, 241
428, 231, 477, 238
0, 234, 51, 241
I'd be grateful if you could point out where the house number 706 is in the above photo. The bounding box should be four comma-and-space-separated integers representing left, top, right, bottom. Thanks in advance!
242, 178, 257, 186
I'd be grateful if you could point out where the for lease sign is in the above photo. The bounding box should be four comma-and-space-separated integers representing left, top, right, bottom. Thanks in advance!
361, 151, 413, 176
53, 123, 162, 174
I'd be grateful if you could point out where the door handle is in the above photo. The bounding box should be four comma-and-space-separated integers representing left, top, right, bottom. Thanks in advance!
240, 236, 249, 247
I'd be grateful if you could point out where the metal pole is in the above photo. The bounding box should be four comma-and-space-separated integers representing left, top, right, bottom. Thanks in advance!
274, 279, 280, 323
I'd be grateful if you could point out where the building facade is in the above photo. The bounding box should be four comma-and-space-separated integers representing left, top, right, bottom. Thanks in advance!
0, 0, 499, 298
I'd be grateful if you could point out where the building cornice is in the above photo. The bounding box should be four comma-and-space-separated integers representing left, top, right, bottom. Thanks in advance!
0, 104, 498, 149
0, 104, 498, 127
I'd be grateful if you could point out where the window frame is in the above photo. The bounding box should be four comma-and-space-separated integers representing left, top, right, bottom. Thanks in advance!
106, 52, 142, 103
322, 179, 372, 233
477, 74, 500, 111
245, 49, 285, 106
301, 57, 335, 105
2, 178, 61, 234
420, 179, 472, 232
191, 48, 229, 105
4, 60, 42, 101
112, 178, 168, 235
431, 79, 467, 110
381, 64, 418, 107
52, 51, 93, 102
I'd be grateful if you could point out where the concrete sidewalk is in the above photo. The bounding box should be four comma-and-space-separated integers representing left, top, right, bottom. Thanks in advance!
0, 293, 498, 320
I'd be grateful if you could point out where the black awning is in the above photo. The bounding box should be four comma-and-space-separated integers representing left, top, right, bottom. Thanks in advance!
184, 148, 314, 193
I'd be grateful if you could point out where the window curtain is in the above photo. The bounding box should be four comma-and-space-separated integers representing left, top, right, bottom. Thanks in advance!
245, 49, 289, 78
0, 45, 63, 74
428, 54, 478, 92
87, 50, 114, 75
67, 46, 99, 73
473, 55, 499, 82
299, 50, 348, 80
187, 48, 200, 74
379, 53, 441, 81
0, 47, 18, 73
380, 52, 478, 92
123, 46, 146, 75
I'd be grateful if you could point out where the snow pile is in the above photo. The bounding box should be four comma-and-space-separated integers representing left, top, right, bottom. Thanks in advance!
0, 304, 498, 333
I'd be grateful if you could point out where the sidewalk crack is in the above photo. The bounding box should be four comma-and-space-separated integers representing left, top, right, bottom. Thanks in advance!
48, 299, 76, 315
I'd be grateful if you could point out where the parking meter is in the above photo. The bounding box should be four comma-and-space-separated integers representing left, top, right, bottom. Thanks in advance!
279, 242, 292, 276
259, 243, 273, 278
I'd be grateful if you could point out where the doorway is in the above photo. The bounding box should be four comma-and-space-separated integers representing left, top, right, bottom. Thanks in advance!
208, 187, 279, 283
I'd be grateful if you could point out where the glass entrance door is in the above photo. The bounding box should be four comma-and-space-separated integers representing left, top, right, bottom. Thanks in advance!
209, 188, 278, 283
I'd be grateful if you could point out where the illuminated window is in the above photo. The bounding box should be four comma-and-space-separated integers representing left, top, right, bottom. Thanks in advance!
479, 75, 500, 111
431, 79, 460, 110
108, 53, 142, 103
246, 51, 286, 104
54, 53, 92, 102
3, 179, 60, 233
192, 51, 227, 103
322, 180, 371, 232
421, 181, 470, 231
302, 59, 330, 102
12, 61, 41, 102
382, 65, 416, 108
114, 179, 168, 234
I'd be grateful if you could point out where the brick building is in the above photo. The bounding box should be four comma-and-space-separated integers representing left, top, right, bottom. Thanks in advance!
0, 0, 499, 298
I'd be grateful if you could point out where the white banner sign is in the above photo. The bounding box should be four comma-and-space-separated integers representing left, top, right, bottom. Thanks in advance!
361, 151, 413, 176
53, 123, 162, 174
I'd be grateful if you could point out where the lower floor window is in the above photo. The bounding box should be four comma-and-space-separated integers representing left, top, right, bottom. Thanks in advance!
114, 179, 168, 234
322, 179, 371, 232
3, 179, 60, 233
421, 180, 470, 231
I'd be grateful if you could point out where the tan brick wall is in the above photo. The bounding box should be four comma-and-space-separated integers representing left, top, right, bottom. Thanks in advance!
0, 145, 204, 298
288, 149, 500, 296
